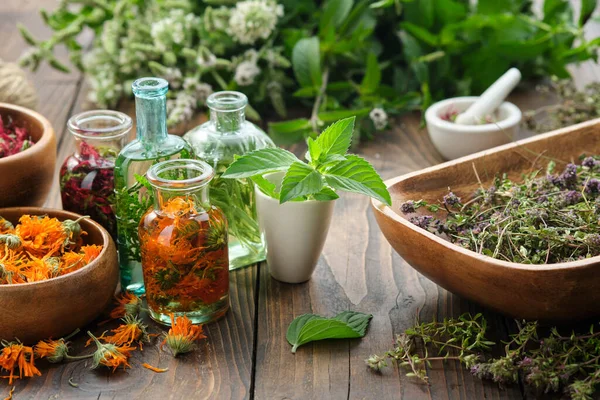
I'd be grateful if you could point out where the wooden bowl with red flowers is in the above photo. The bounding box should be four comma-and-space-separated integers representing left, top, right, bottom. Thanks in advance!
0, 207, 118, 343
0, 103, 56, 208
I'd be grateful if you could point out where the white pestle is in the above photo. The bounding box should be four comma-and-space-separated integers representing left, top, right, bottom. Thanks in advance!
454, 68, 522, 125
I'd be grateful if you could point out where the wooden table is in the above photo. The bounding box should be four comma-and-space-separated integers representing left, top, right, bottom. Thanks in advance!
2, 1, 600, 399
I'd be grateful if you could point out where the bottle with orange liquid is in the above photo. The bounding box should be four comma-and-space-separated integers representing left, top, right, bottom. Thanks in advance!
139, 159, 229, 325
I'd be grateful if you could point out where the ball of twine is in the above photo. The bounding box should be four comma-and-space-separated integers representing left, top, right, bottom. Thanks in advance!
0, 59, 38, 110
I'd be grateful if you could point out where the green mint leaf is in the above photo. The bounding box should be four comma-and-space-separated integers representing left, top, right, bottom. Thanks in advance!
317, 108, 370, 123
307, 137, 322, 164
314, 117, 355, 161
287, 311, 373, 353
323, 155, 391, 206
292, 37, 322, 88
280, 162, 324, 203
311, 186, 339, 201
251, 175, 278, 200
222, 148, 300, 179
360, 53, 381, 95
399, 22, 438, 47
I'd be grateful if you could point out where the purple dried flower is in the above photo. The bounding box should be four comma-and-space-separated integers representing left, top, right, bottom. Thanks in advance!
561, 163, 578, 188
585, 234, 600, 248
563, 190, 582, 205
409, 215, 433, 230
585, 178, 600, 194
511, 198, 521, 207
519, 357, 532, 366
583, 157, 597, 169
400, 201, 416, 214
537, 195, 548, 204
443, 191, 461, 207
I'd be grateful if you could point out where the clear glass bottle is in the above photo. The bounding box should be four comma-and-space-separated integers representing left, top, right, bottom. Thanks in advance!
60, 111, 132, 240
183, 91, 275, 270
115, 77, 193, 295
139, 159, 229, 325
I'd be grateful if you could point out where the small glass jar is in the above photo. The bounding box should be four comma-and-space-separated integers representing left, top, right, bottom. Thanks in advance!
183, 91, 275, 270
139, 159, 229, 325
60, 111, 132, 239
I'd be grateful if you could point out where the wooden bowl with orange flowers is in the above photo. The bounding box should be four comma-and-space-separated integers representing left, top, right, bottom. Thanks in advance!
0, 207, 118, 344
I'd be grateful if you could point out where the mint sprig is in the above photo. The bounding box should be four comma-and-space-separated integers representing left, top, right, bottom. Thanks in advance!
222, 117, 392, 206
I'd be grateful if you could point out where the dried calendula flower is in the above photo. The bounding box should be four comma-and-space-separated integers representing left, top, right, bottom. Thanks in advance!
87, 332, 135, 372
61, 216, 88, 250
94, 315, 150, 348
16, 215, 66, 258
110, 292, 142, 320
0, 342, 41, 384
162, 314, 206, 356
0, 234, 20, 250
81, 244, 102, 264
34, 338, 69, 363
0, 217, 13, 234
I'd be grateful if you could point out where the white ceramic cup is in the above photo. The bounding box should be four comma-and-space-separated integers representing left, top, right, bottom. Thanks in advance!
254, 173, 336, 283
425, 96, 522, 160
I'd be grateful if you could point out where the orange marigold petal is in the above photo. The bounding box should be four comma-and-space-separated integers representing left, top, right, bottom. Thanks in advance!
141, 363, 168, 373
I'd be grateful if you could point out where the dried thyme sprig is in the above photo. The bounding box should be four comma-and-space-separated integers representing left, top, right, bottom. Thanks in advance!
524, 78, 600, 133
401, 156, 600, 264
367, 314, 600, 400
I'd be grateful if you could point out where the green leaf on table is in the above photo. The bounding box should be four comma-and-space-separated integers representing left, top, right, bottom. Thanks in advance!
286, 311, 373, 353
580, 0, 597, 26
222, 148, 300, 179
314, 117, 355, 161
280, 162, 324, 203
360, 53, 381, 95
292, 37, 322, 88
323, 155, 392, 206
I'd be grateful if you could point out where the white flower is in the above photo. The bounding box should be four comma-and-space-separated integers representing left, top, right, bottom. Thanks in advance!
151, 10, 198, 51
183, 79, 214, 103
196, 52, 217, 69
234, 61, 261, 86
162, 67, 182, 89
228, 1, 284, 45
370, 108, 388, 130
167, 92, 197, 126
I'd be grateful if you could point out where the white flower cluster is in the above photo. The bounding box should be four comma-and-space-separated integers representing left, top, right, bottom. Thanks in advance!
183, 78, 214, 103
228, 1, 284, 45
167, 92, 197, 126
234, 61, 261, 86
82, 48, 122, 108
151, 10, 199, 52
369, 108, 388, 130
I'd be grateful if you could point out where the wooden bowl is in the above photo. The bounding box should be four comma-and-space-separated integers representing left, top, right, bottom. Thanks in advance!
372, 119, 600, 322
0, 207, 118, 343
0, 103, 56, 208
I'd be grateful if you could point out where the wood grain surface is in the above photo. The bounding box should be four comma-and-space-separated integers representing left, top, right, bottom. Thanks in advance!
0, 1, 599, 399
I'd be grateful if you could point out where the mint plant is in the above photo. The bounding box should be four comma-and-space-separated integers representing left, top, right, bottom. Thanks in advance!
221, 117, 392, 205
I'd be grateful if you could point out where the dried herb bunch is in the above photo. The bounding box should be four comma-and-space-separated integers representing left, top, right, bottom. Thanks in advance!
524, 78, 600, 133
401, 156, 600, 264
367, 313, 600, 400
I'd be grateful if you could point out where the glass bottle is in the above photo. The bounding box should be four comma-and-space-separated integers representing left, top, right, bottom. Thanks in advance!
139, 159, 229, 325
183, 91, 275, 270
60, 111, 131, 240
115, 77, 193, 295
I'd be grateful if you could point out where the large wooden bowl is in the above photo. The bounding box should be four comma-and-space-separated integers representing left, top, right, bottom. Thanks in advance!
372, 119, 600, 322
0, 207, 118, 343
0, 103, 56, 208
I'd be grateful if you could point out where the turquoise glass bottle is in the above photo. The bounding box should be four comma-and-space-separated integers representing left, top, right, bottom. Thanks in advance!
183, 91, 275, 270
114, 77, 193, 295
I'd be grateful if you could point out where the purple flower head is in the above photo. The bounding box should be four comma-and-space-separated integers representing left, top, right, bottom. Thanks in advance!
583, 157, 597, 169
409, 215, 433, 230
443, 191, 461, 208
519, 357, 533, 367
537, 195, 548, 204
561, 163, 578, 188
470, 364, 481, 375
547, 174, 561, 186
585, 234, 600, 248
563, 190, 582, 205
585, 178, 600, 194
400, 201, 415, 214
511, 198, 521, 207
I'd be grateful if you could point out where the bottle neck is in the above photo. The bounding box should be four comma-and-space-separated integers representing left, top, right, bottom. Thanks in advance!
135, 94, 169, 144
210, 108, 245, 133
152, 185, 210, 215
